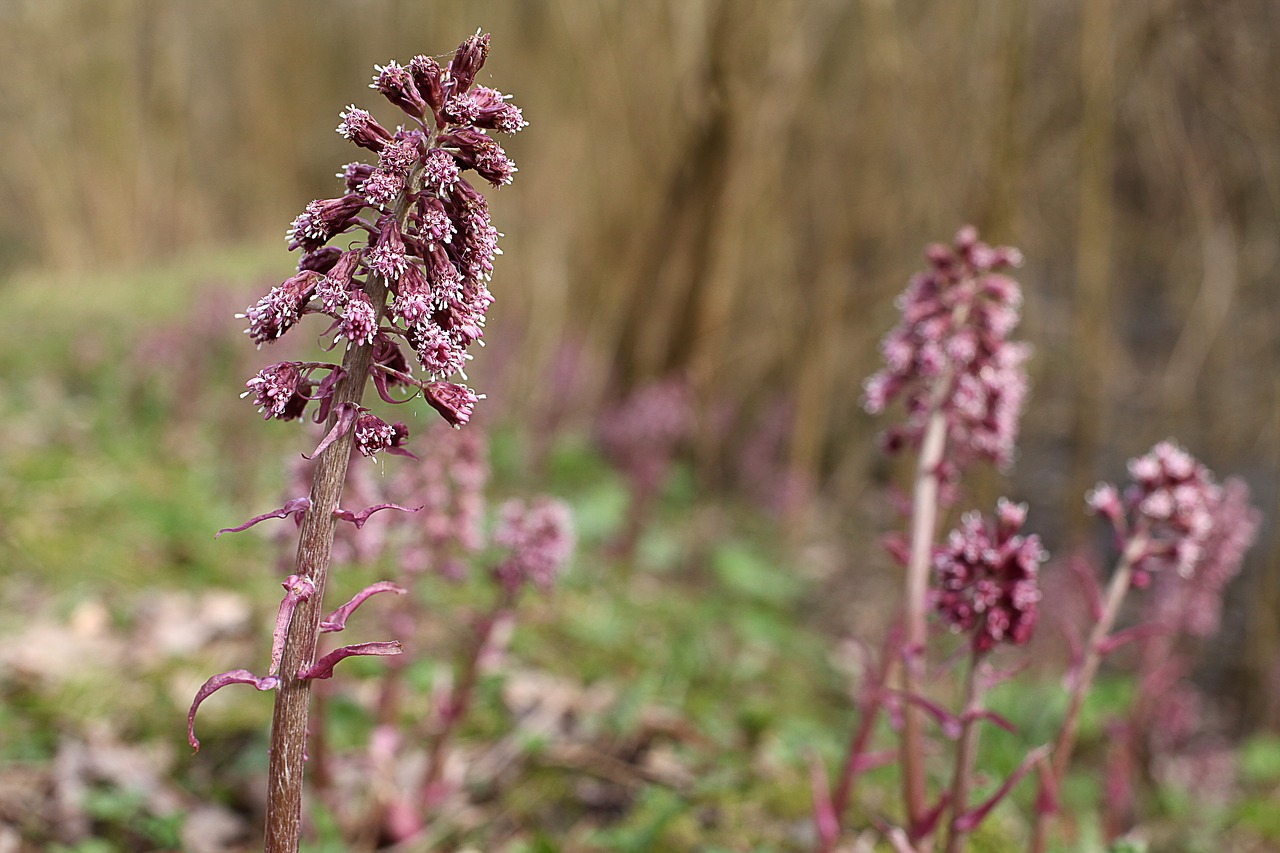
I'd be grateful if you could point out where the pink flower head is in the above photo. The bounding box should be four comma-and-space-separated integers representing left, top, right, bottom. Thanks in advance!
442, 92, 481, 126
422, 148, 461, 192
424, 381, 479, 427
354, 412, 395, 458
934, 498, 1045, 653
1160, 477, 1259, 636
864, 226, 1029, 471
493, 498, 575, 592
392, 262, 435, 328
415, 195, 456, 246
245, 362, 305, 420
378, 134, 423, 177
387, 421, 490, 576
370, 60, 427, 119
411, 321, 469, 379
426, 244, 464, 303
336, 105, 393, 152
471, 86, 527, 134
360, 168, 406, 211
440, 128, 517, 187
287, 193, 367, 251
338, 288, 378, 347
368, 216, 409, 282
596, 377, 695, 494
1092, 441, 1240, 586
242, 270, 323, 345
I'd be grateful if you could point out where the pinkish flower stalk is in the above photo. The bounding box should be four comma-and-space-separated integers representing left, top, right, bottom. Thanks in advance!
819, 626, 900, 853
943, 653, 984, 853
596, 376, 694, 558
1100, 476, 1260, 837
1031, 441, 1253, 853
862, 227, 1029, 833
931, 500, 1044, 853
186, 31, 526, 853
419, 498, 573, 814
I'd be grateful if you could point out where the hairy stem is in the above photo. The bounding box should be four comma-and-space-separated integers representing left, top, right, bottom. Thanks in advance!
263, 183, 419, 853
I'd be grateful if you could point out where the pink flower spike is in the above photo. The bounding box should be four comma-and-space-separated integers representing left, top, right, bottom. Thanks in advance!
303, 402, 360, 460
954, 744, 1050, 832
333, 502, 422, 529
216, 497, 311, 537
269, 575, 317, 676
320, 581, 407, 633
188, 670, 279, 752
298, 641, 403, 681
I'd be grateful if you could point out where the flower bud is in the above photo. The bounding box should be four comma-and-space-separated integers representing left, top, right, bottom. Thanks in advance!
424, 381, 479, 427
355, 412, 396, 457
448, 31, 490, 95
368, 216, 409, 282
409, 55, 446, 114
371, 60, 427, 118
243, 271, 323, 344
336, 105, 393, 152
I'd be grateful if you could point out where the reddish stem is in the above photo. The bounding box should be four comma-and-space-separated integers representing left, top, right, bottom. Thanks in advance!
823, 624, 901, 851
1030, 532, 1147, 853
944, 652, 984, 853
421, 586, 518, 808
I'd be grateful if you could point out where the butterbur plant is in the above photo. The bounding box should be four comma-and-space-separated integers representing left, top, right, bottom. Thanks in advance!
186, 31, 528, 852
1030, 441, 1259, 851
815, 227, 1259, 853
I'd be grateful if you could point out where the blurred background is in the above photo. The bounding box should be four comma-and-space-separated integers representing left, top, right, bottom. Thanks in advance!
1, 0, 1278, 846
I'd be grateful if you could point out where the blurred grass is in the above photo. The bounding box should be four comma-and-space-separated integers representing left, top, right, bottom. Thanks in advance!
2, 0, 1275, 721
1, 249, 1277, 850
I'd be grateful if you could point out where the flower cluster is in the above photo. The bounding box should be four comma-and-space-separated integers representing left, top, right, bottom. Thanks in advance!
1142, 475, 1260, 635
934, 498, 1045, 653
596, 377, 694, 494
1086, 440, 1225, 585
492, 498, 576, 592
238, 31, 526, 445
863, 225, 1029, 471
